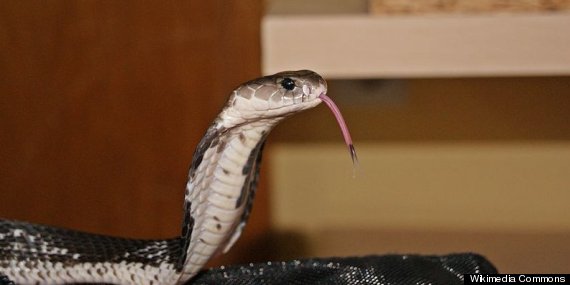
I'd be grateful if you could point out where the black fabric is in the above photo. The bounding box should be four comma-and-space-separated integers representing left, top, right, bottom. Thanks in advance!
0, 253, 497, 284
190, 253, 497, 284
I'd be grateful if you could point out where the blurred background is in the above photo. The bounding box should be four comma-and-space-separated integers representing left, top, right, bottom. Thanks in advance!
1, 0, 569, 274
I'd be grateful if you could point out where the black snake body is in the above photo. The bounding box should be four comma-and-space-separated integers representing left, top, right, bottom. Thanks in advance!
0, 220, 181, 283
0, 70, 345, 284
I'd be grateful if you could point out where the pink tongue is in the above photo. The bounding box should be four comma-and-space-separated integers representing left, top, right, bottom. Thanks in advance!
319, 94, 358, 164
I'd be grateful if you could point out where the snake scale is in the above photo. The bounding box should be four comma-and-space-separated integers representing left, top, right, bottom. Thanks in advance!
0, 70, 356, 284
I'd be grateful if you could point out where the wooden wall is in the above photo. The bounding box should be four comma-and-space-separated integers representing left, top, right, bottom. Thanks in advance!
272, 77, 570, 142
0, 1, 266, 266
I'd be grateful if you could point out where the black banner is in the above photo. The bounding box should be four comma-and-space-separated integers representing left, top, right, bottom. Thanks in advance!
465, 274, 568, 284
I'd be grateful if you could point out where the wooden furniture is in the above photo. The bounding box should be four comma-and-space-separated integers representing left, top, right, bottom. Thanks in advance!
0, 0, 265, 267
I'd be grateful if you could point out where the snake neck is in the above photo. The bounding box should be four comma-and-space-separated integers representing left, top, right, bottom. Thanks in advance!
176, 115, 282, 282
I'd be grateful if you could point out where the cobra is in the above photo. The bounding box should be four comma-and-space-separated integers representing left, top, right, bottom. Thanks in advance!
0, 70, 356, 284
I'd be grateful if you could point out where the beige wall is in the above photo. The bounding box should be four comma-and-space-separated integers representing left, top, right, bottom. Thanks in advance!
271, 143, 570, 232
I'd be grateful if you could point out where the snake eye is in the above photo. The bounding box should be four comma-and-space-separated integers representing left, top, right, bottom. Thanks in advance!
281, 77, 295, 91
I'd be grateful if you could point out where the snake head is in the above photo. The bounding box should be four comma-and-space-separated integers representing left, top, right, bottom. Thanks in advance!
220, 70, 356, 164
222, 70, 327, 124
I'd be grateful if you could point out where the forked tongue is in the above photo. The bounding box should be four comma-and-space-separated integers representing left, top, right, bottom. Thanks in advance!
319, 93, 358, 165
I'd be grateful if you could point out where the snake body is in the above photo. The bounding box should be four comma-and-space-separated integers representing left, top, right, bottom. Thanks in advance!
0, 71, 335, 284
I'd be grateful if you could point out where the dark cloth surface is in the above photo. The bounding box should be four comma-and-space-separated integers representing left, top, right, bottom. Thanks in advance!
190, 253, 497, 284
0, 253, 497, 284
